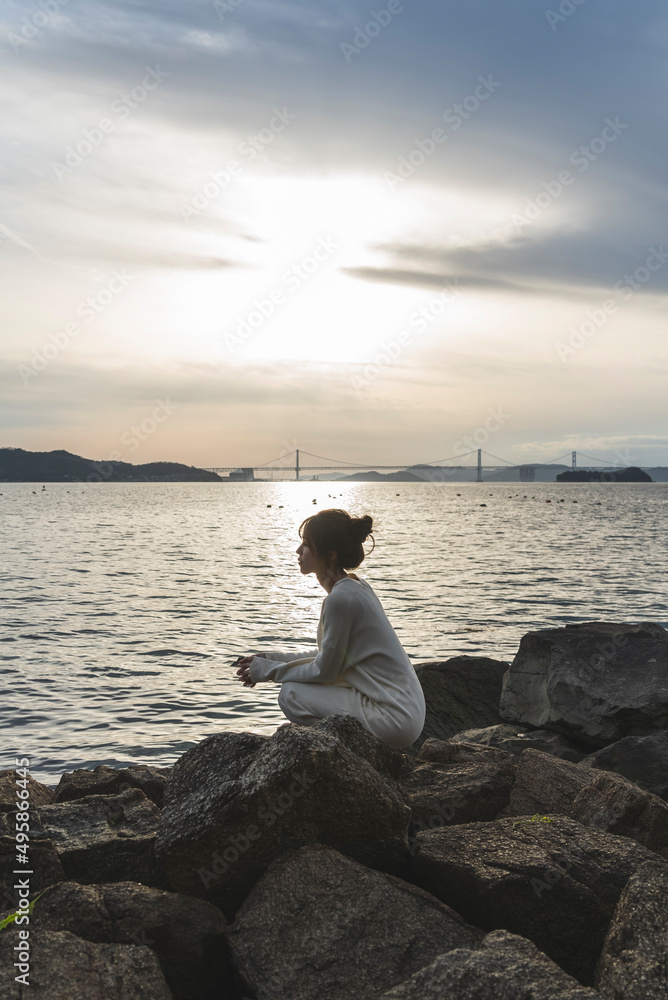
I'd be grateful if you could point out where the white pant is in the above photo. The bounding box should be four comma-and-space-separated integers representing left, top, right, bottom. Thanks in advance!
278, 680, 423, 749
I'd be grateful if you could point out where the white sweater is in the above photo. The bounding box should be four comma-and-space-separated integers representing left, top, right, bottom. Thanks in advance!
248, 576, 426, 720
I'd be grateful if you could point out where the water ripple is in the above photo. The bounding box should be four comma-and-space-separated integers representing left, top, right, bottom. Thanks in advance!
2, 480, 667, 782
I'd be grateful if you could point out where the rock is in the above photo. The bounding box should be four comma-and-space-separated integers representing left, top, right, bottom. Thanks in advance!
226, 843, 482, 1000
0, 928, 172, 999
400, 739, 515, 837
504, 749, 668, 854
156, 719, 411, 916
54, 763, 172, 807
0, 769, 54, 811
571, 770, 668, 856
507, 749, 591, 816
450, 723, 591, 762
499, 621, 668, 745
595, 860, 668, 999
312, 713, 405, 780
415, 738, 515, 768
580, 729, 668, 801
27, 880, 234, 1000
36, 787, 164, 886
379, 928, 601, 999
410, 814, 665, 985
0, 809, 65, 914
413, 656, 509, 748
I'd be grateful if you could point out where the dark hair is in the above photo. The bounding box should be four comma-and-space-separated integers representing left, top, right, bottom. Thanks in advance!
299, 508, 375, 570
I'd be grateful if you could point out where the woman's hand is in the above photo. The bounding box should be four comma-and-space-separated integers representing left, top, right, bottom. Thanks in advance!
234, 653, 266, 688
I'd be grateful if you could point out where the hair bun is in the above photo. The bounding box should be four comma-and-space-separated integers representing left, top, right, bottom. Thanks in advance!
353, 514, 373, 541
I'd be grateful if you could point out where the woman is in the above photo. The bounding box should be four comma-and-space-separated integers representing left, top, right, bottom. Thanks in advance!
235, 508, 426, 749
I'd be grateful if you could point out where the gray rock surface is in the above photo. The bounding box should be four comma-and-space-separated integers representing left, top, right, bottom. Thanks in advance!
227, 843, 482, 1000
499, 621, 668, 745
54, 764, 172, 807
25, 880, 231, 1000
0, 809, 65, 913
450, 723, 591, 762
581, 729, 668, 801
311, 712, 406, 779
412, 656, 509, 749
411, 814, 665, 985
596, 860, 668, 999
0, 928, 172, 1000
505, 749, 668, 854
0, 769, 54, 811
506, 749, 591, 817
156, 717, 411, 916
379, 929, 601, 999
36, 787, 164, 886
572, 770, 668, 856
400, 739, 515, 835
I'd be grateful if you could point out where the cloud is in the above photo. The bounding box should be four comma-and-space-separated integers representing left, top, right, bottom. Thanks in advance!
347, 223, 668, 299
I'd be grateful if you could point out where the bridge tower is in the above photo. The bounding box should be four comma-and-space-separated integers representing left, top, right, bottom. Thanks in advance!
572, 451, 577, 470
295, 449, 300, 482
477, 449, 483, 482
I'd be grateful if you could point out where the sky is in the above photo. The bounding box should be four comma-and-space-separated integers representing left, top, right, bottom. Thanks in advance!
1, 0, 667, 471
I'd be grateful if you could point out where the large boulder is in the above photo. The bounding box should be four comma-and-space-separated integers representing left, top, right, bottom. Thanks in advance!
410, 814, 665, 985
312, 712, 405, 780
506, 749, 590, 817
36, 787, 164, 886
400, 739, 516, 837
580, 729, 668, 801
156, 716, 411, 916
0, 928, 171, 999
379, 929, 601, 999
54, 764, 172, 807
0, 809, 65, 914
595, 860, 668, 999
572, 770, 668, 856
413, 656, 509, 748
499, 622, 668, 745
0, 769, 54, 811
450, 723, 591, 762
226, 843, 482, 1000
504, 749, 668, 854
27, 880, 233, 1000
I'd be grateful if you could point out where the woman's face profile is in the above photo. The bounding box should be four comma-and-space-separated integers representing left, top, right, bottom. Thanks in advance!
297, 535, 335, 576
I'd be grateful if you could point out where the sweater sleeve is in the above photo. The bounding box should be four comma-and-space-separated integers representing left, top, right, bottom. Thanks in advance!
249, 589, 355, 684
252, 648, 319, 664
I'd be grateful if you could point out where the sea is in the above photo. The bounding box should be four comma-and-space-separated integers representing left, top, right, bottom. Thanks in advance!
2, 480, 667, 785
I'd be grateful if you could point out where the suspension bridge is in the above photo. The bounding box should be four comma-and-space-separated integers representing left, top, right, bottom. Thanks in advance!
205, 448, 631, 482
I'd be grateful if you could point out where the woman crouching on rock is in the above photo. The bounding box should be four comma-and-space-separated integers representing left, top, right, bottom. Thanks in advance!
235, 508, 426, 749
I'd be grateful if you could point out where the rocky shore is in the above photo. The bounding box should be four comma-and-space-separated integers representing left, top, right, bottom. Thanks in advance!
1, 621, 667, 999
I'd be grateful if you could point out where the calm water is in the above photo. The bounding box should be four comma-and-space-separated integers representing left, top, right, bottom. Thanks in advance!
2, 481, 667, 784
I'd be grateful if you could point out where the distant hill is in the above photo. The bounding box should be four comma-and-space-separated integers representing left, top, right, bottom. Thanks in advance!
335, 469, 423, 482
556, 467, 653, 483
405, 464, 570, 483
0, 448, 223, 482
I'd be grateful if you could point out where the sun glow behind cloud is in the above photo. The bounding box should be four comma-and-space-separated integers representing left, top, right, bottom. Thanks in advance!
3, 0, 668, 465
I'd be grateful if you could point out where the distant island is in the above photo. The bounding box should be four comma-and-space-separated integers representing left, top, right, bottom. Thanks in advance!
0, 448, 223, 482
556, 467, 653, 483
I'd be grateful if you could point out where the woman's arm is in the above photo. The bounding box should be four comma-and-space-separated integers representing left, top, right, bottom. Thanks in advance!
259, 648, 319, 663
249, 589, 355, 685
